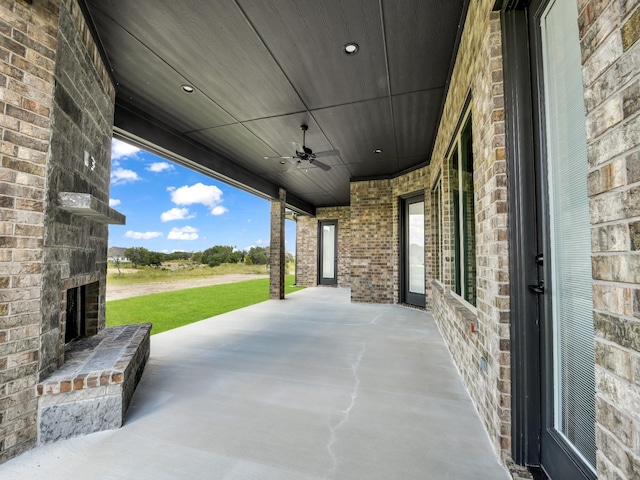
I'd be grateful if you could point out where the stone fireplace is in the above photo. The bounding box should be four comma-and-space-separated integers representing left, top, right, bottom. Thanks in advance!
0, 0, 152, 461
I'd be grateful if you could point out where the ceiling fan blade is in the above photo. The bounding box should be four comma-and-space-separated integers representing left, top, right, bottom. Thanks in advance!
264, 155, 296, 159
312, 149, 340, 158
310, 159, 332, 171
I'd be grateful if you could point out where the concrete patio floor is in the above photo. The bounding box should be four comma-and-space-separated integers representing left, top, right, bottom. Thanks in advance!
1, 287, 510, 480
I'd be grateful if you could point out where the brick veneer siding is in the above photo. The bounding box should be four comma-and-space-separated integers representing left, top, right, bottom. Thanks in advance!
295, 206, 350, 288
0, 0, 115, 463
350, 180, 394, 303
581, 0, 640, 478
0, 0, 60, 462
297, 172, 430, 305
428, 0, 510, 461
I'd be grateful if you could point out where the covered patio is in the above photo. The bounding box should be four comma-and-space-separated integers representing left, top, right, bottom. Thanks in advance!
1, 288, 508, 479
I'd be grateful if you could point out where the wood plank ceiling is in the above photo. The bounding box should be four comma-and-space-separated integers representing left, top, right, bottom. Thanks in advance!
82, 0, 468, 215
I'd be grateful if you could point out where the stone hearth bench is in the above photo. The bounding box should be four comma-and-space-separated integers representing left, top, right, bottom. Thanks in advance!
36, 323, 151, 443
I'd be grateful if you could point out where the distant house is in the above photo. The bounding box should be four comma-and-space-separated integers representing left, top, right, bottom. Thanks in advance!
107, 247, 128, 263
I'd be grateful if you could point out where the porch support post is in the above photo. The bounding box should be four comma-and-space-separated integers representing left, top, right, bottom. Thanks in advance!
269, 188, 286, 299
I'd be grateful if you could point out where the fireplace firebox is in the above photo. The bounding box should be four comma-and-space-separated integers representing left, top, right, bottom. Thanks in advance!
65, 285, 86, 343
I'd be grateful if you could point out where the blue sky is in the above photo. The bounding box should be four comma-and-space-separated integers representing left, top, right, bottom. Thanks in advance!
108, 139, 296, 254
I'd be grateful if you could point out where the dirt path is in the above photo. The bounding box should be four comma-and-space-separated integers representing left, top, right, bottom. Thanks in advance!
106, 274, 269, 301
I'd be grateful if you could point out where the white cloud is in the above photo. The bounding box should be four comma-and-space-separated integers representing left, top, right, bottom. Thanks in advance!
211, 206, 228, 216
147, 162, 174, 173
109, 198, 121, 207
160, 207, 195, 222
111, 139, 141, 160
256, 238, 265, 245
168, 226, 199, 241
111, 167, 139, 185
168, 183, 226, 215
125, 231, 162, 240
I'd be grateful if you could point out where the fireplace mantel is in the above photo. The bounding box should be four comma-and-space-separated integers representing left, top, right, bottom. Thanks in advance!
58, 192, 126, 225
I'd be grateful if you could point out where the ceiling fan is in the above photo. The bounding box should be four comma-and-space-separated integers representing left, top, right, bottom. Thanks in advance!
264, 124, 339, 171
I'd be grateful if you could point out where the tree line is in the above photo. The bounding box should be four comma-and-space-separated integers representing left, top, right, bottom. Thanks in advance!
119, 245, 293, 268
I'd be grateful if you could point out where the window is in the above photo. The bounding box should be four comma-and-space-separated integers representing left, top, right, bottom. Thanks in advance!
432, 176, 443, 283
450, 113, 476, 306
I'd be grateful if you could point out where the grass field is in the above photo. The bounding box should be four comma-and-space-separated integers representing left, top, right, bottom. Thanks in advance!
107, 262, 271, 286
106, 275, 302, 334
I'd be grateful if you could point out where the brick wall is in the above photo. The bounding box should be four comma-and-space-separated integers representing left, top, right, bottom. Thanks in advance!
581, 0, 640, 478
427, 0, 510, 460
297, 172, 431, 306
0, 0, 115, 463
350, 180, 395, 303
0, 0, 60, 462
295, 206, 350, 288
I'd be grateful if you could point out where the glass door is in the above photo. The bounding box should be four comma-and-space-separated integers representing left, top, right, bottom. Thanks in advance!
402, 195, 425, 307
531, 0, 597, 477
318, 220, 337, 285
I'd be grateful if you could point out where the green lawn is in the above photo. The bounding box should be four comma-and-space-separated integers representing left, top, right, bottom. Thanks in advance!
107, 262, 271, 286
106, 275, 303, 335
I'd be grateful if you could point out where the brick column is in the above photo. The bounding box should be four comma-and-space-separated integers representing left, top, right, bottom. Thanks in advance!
269, 188, 286, 299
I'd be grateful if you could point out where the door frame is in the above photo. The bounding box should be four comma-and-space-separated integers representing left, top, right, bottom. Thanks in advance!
501, 3, 542, 466
318, 220, 338, 285
400, 193, 426, 307
502, 2, 596, 478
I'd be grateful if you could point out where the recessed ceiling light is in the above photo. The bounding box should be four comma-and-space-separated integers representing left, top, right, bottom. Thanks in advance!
374, 148, 383, 154
181, 85, 195, 93
343, 42, 359, 55
280, 160, 286, 165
